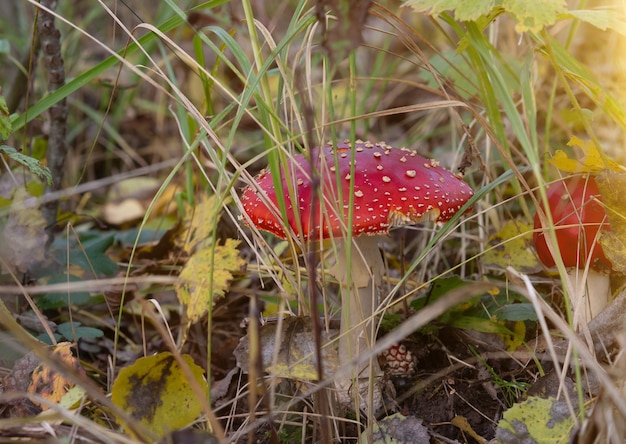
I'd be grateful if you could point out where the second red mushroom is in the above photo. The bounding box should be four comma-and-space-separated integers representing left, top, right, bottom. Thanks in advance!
533, 175, 611, 327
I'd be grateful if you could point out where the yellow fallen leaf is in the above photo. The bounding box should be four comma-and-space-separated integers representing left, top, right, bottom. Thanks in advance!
178, 194, 224, 254
503, 320, 526, 352
482, 220, 541, 273
452, 415, 487, 444
111, 352, 206, 439
600, 232, 626, 273
497, 396, 575, 441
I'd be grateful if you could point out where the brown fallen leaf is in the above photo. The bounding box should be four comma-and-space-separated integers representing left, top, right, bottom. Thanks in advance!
0, 188, 48, 274
234, 316, 339, 381
2, 342, 85, 417
27, 342, 85, 411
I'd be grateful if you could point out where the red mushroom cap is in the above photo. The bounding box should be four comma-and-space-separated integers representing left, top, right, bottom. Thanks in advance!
241, 140, 474, 241
533, 175, 610, 269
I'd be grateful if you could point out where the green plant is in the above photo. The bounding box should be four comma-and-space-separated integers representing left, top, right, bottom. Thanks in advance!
37, 321, 104, 344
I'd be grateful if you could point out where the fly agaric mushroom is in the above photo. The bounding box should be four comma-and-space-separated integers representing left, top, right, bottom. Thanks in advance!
241, 140, 473, 407
533, 175, 611, 328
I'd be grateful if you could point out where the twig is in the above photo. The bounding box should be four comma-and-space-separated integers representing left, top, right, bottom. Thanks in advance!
35, 0, 68, 242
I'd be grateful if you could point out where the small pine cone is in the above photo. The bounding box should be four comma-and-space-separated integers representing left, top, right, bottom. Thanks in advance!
381, 343, 416, 377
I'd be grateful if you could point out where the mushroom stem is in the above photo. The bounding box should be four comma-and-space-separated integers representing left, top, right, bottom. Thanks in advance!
566, 268, 611, 329
329, 235, 384, 406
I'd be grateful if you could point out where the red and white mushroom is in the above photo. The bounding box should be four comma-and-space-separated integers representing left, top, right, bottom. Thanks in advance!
381, 343, 416, 377
241, 140, 474, 407
533, 175, 611, 328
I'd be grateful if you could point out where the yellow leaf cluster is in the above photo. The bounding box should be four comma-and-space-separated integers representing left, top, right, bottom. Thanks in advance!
549, 136, 624, 174
174, 195, 244, 323
178, 238, 244, 323
596, 173, 626, 273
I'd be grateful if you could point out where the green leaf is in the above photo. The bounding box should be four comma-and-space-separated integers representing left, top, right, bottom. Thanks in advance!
564, 9, 626, 37
41, 274, 92, 309
0, 145, 52, 185
403, 0, 567, 32
0, 39, 10, 55
26, 179, 46, 197
494, 303, 538, 321
448, 315, 514, 335
59, 385, 87, 409
37, 332, 63, 345
68, 232, 117, 276
403, 0, 496, 21
111, 352, 207, 439
57, 322, 104, 341
412, 276, 500, 313
114, 227, 168, 246
503, 0, 567, 32
410, 276, 532, 349
0, 94, 10, 140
